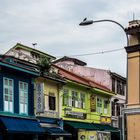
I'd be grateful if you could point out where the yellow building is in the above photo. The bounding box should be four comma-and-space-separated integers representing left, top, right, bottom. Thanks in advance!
35, 77, 62, 118
34, 72, 71, 140
125, 20, 140, 140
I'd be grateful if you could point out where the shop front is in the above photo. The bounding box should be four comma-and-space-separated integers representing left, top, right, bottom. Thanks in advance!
0, 115, 44, 140
64, 121, 119, 140
37, 117, 71, 140
78, 130, 111, 140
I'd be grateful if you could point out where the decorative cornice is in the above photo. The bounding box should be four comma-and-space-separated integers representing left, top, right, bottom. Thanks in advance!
125, 44, 140, 53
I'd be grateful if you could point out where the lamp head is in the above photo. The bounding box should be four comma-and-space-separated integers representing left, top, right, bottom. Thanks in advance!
79, 18, 93, 26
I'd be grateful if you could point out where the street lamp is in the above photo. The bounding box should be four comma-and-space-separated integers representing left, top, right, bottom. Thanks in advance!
79, 18, 129, 140
79, 18, 129, 47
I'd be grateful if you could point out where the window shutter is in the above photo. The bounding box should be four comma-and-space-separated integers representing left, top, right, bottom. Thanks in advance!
75, 100, 78, 108
104, 108, 108, 114
100, 107, 102, 113
36, 83, 44, 113
64, 97, 68, 106
69, 97, 72, 107
83, 102, 85, 109
78, 101, 81, 108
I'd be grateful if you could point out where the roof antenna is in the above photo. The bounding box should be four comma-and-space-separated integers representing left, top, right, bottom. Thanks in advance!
32, 43, 37, 49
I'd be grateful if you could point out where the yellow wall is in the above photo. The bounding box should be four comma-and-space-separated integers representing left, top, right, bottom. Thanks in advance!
78, 130, 97, 140
127, 114, 140, 140
126, 27, 140, 140
127, 51, 140, 107
129, 34, 139, 46
35, 77, 60, 118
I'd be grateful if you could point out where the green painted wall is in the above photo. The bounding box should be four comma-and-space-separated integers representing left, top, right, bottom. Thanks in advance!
60, 81, 111, 124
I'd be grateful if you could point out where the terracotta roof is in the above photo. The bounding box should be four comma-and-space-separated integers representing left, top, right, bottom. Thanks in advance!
53, 64, 110, 92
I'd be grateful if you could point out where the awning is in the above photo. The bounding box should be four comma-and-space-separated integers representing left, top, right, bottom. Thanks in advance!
43, 127, 71, 137
64, 121, 99, 130
64, 121, 119, 132
37, 116, 71, 137
0, 116, 44, 134
93, 123, 119, 132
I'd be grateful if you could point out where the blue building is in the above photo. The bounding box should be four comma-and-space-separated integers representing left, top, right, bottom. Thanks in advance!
0, 55, 44, 140
4, 43, 72, 140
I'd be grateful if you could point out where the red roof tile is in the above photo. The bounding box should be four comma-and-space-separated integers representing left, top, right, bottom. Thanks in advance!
53, 64, 110, 92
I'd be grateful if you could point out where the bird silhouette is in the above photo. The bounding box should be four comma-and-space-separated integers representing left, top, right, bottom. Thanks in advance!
32, 43, 37, 46
83, 18, 87, 21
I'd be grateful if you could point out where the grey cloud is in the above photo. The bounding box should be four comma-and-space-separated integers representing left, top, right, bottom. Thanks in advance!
0, 0, 140, 75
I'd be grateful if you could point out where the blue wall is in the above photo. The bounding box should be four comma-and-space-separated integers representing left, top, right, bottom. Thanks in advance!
0, 66, 35, 116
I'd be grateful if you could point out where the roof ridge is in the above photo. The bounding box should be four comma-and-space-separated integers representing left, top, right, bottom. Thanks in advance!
5, 43, 56, 59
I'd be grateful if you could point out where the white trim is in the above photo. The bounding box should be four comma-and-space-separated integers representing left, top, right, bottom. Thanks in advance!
3, 77, 14, 113
19, 81, 28, 115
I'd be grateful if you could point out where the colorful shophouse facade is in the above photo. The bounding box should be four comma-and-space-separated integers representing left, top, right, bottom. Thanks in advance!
5, 43, 71, 140
5, 43, 119, 140
0, 55, 44, 140
54, 56, 127, 128
34, 72, 71, 140
54, 65, 119, 140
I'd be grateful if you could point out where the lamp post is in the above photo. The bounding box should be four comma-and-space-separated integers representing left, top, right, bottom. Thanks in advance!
79, 18, 129, 140
79, 19, 129, 47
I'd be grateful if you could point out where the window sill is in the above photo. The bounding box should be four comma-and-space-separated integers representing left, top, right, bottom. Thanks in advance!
0, 111, 35, 119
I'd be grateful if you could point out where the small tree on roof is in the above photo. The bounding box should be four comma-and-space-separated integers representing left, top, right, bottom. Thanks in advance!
37, 56, 51, 74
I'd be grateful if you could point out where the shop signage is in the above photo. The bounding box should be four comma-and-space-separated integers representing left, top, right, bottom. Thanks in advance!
80, 135, 86, 140
79, 131, 97, 140
89, 135, 94, 140
36, 83, 44, 113
45, 110, 59, 118
90, 95, 96, 112
101, 117, 111, 124
65, 109, 86, 119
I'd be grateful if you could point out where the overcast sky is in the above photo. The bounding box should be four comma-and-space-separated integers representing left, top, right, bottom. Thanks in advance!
1, 0, 140, 77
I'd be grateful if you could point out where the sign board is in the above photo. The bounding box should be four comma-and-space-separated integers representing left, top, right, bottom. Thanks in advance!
78, 131, 97, 140
36, 83, 44, 113
101, 117, 111, 124
65, 108, 86, 119
44, 110, 59, 118
90, 95, 96, 112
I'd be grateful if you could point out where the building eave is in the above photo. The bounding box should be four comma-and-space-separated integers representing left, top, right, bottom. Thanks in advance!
125, 44, 140, 53
6, 43, 56, 60
0, 61, 39, 76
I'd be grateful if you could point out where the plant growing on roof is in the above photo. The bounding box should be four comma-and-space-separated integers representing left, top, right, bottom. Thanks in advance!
37, 56, 51, 74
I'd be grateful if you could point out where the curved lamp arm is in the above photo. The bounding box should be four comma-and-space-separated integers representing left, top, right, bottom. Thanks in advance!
79, 19, 129, 47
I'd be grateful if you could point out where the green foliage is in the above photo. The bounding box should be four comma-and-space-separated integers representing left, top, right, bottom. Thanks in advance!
37, 56, 51, 73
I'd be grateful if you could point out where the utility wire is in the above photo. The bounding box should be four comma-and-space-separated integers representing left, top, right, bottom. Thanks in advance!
56, 48, 124, 58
